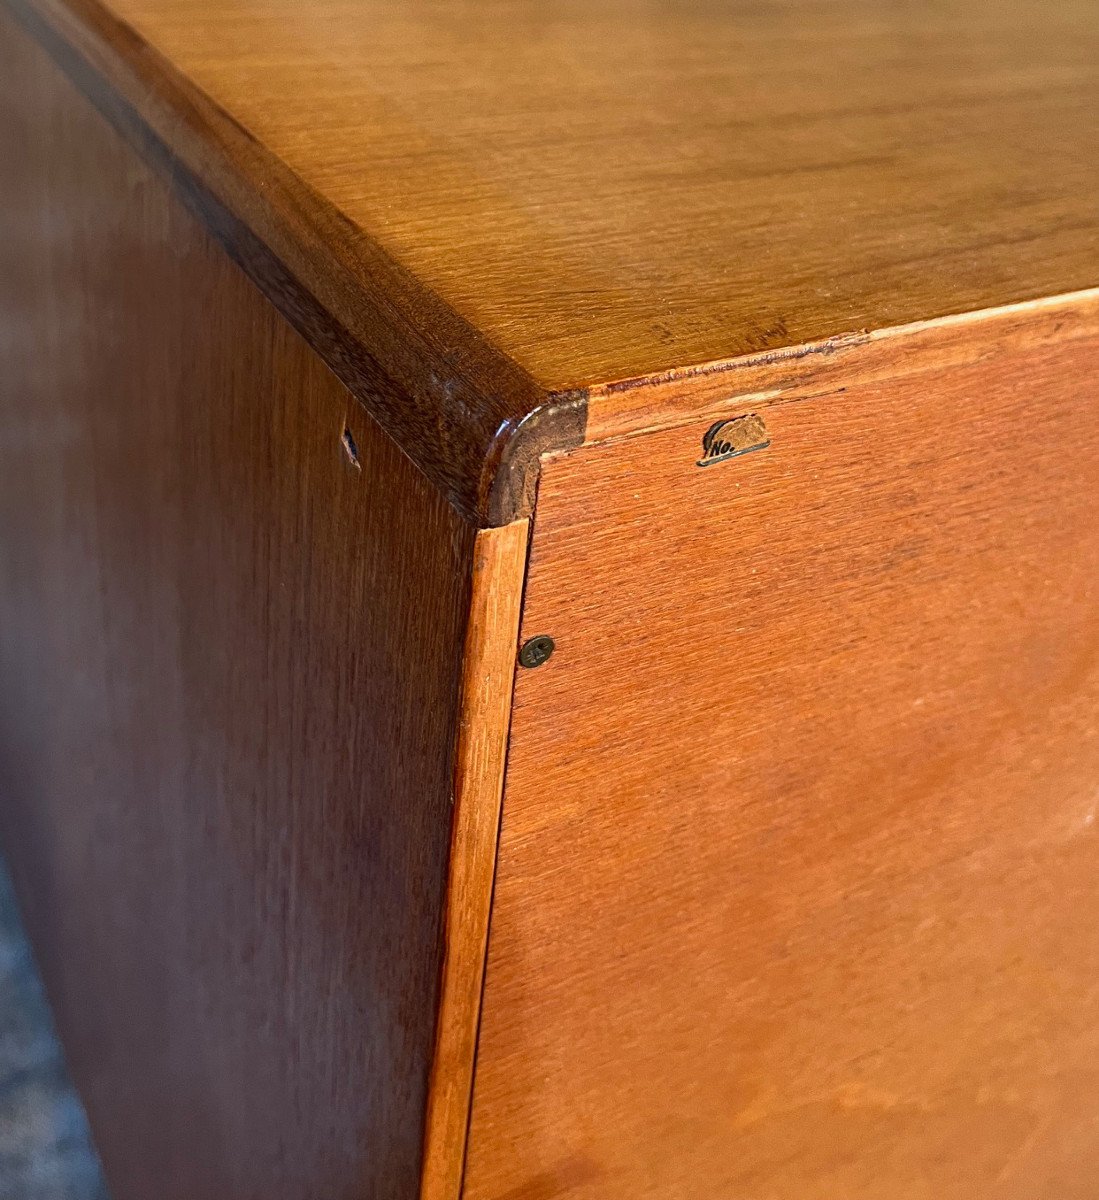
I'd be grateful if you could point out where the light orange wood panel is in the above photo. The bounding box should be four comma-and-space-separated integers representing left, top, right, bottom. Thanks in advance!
8, 0, 1099, 401
422, 519, 529, 1200
466, 309, 1099, 1199
584, 289, 1099, 445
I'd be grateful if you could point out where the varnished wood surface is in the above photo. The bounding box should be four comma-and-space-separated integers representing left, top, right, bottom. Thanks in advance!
6, 0, 1099, 523
6, 0, 1099, 1192
584, 288, 1099, 446
2, 0, 577, 526
47, 0, 1099, 388
466, 303, 1099, 1198
0, 15, 476, 1198
421, 520, 529, 1200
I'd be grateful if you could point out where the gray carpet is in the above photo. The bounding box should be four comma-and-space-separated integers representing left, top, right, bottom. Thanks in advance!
0, 865, 109, 1200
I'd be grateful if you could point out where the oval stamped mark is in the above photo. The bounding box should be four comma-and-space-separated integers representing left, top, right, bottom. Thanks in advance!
697, 413, 770, 467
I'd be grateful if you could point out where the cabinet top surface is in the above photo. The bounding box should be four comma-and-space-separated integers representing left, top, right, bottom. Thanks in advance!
25, 0, 1099, 393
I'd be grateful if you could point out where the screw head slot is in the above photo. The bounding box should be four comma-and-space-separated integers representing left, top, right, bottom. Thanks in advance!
518, 635, 555, 669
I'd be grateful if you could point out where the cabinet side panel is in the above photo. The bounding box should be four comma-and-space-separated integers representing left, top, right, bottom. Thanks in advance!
0, 15, 475, 1200
466, 312, 1099, 1198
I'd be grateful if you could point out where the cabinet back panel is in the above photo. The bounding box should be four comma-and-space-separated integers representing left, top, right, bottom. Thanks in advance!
467, 312, 1099, 1199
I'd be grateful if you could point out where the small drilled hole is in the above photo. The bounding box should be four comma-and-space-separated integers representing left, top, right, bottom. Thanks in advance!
341, 426, 361, 470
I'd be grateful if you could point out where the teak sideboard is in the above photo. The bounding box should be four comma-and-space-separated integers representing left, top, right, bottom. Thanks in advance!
2, 1, 1099, 1197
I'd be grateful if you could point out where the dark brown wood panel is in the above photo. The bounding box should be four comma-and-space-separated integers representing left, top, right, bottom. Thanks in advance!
466, 305, 1099, 1199
0, 15, 476, 1199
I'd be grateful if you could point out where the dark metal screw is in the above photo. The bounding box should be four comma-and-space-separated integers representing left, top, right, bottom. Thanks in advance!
518, 634, 555, 669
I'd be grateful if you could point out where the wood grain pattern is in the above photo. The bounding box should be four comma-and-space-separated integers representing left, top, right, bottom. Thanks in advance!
8, 0, 1099, 521
7, 0, 1099, 1193
0, 15, 476, 1199
1, 0, 582, 526
52, 0, 1099, 389
466, 302, 1099, 1199
584, 289, 1099, 446
421, 519, 529, 1200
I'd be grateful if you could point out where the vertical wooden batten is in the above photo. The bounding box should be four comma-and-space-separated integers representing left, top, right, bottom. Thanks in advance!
421, 519, 530, 1200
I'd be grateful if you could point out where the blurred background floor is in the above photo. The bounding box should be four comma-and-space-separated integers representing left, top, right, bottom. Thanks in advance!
0, 864, 109, 1200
